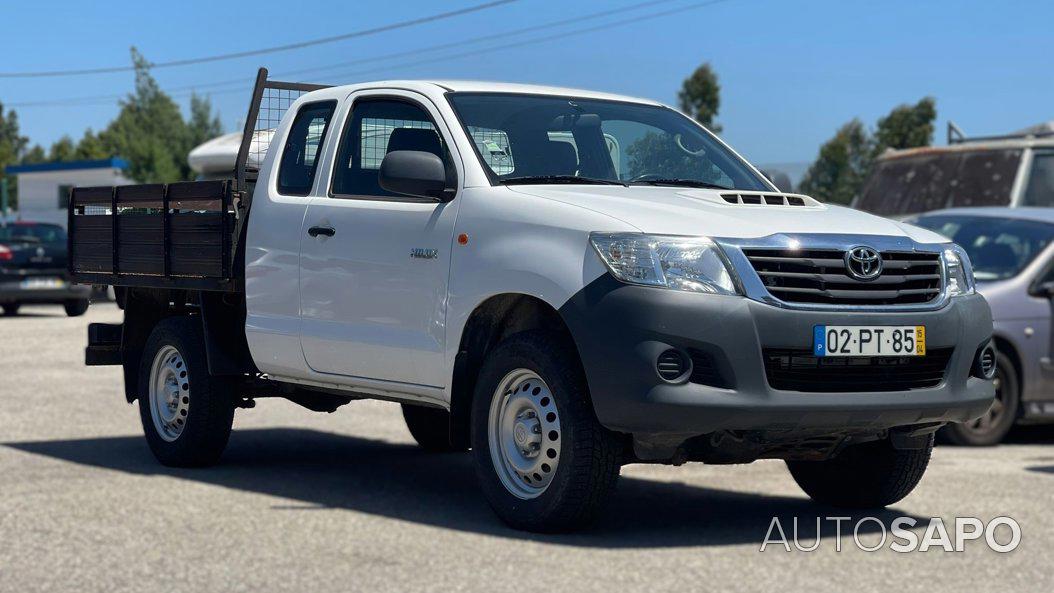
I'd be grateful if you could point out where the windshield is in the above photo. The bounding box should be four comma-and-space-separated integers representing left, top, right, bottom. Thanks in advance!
912, 214, 1053, 281
447, 93, 770, 191
0, 223, 66, 244
856, 149, 1022, 216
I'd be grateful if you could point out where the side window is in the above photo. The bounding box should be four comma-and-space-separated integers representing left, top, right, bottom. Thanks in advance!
276, 101, 337, 196
331, 99, 453, 199
1023, 152, 1054, 207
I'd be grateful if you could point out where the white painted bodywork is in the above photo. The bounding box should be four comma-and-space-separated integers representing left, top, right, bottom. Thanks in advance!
244, 80, 947, 407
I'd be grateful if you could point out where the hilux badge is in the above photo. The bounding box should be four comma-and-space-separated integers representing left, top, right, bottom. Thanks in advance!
845, 246, 882, 281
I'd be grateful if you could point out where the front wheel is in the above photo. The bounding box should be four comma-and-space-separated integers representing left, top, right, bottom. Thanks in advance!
787, 434, 933, 508
2, 303, 19, 316
471, 331, 622, 532
138, 317, 235, 467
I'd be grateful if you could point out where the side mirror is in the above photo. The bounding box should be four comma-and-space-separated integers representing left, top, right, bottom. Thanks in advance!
1031, 280, 1054, 298
378, 150, 450, 201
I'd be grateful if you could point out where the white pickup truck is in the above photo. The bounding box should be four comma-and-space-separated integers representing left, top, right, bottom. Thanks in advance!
70, 69, 996, 532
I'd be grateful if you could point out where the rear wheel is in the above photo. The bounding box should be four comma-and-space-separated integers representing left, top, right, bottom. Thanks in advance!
2, 303, 19, 316
940, 352, 1019, 446
64, 299, 89, 317
787, 434, 933, 508
471, 331, 621, 532
401, 403, 465, 452
138, 317, 235, 467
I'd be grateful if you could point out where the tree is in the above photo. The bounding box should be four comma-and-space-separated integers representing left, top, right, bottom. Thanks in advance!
799, 97, 938, 204
677, 63, 722, 134
92, 48, 224, 182
797, 119, 873, 205
48, 135, 77, 162
186, 94, 223, 152
75, 129, 110, 160
874, 97, 936, 153
21, 145, 46, 165
96, 48, 190, 182
1, 102, 29, 209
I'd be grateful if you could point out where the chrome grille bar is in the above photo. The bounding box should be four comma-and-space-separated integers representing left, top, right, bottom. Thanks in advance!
743, 248, 943, 306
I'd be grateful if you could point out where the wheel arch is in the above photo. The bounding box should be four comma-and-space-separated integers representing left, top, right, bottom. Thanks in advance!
448, 293, 585, 449
120, 288, 254, 402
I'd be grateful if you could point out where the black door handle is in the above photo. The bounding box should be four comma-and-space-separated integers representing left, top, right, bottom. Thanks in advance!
308, 225, 336, 238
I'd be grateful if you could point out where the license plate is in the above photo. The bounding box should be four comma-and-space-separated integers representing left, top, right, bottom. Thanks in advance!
813, 325, 925, 357
20, 277, 65, 290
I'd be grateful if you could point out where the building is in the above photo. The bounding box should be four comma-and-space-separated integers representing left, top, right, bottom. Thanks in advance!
3, 158, 134, 226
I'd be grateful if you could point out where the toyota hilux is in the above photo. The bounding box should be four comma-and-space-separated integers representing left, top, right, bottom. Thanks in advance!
69, 69, 996, 532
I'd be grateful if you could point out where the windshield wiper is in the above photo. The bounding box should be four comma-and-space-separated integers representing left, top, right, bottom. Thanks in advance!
500, 175, 628, 187
629, 178, 731, 190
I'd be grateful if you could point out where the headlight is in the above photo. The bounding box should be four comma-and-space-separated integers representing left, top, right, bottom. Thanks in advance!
589, 232, 739, 295
943, 246, 975, 296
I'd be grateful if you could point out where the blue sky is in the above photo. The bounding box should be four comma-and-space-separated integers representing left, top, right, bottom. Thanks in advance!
1, 0, 1051, 166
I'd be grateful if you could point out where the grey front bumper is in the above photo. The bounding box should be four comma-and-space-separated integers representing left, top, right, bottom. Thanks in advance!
559, 275, 995, 437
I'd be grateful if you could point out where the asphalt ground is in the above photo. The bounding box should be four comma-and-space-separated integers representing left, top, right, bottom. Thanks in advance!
2, 303, 1052, 592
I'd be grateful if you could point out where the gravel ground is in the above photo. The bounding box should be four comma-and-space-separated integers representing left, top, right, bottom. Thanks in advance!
1, 303, 1052, 592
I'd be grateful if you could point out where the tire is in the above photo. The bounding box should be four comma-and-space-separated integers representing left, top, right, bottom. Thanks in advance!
401, 403, 465, 452
470, 330, 622, 532
786, 434, 934, 509
137, 316, 235, 467
2, 303, 19, 316
940, 353, 1019, 446
64, 299, 90, 317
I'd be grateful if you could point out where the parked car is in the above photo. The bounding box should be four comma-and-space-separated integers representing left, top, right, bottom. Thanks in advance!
69, 69, 995, 532
0, 221, 90, 317
855, 122, 1054, 217
909, 207, 1054, 445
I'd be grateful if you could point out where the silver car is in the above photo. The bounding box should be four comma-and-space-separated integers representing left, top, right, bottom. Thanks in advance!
911, 207, 1054, 445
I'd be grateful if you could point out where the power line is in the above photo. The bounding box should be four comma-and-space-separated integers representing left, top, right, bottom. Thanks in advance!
10, 0, 736, 109
8, 0, 684, 107
0, 0, 517, 79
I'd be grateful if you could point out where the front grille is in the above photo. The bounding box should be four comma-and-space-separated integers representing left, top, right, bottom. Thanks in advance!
744, 248, 942, 306
763, 348, 953, 392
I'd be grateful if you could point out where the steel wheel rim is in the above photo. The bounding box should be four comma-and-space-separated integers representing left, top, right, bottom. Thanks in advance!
149, 345, 190, 442
968, 367, 1006, 434
487, 369, 561, 500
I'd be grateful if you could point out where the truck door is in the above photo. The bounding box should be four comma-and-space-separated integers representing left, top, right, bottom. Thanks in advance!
299, 91, 462, 387
245, 100, 338, 378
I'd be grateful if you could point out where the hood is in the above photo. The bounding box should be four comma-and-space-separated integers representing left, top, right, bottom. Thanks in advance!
506, 185, 949, 244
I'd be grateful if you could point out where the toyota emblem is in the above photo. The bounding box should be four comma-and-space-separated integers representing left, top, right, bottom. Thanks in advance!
845, 246, 882, 281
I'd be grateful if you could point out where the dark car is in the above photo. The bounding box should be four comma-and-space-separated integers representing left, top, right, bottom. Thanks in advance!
910, 208, 1054, 445
0, 221, 91, 317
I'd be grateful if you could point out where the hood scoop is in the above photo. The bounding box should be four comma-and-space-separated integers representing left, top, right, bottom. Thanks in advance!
718, 191, 823, 208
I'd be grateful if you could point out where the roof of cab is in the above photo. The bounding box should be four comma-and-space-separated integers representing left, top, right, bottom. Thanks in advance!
311, 79, 664, 107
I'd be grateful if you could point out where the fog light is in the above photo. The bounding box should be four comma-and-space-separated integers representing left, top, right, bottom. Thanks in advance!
656, 349, 690, 383
973, 343, 996, 380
